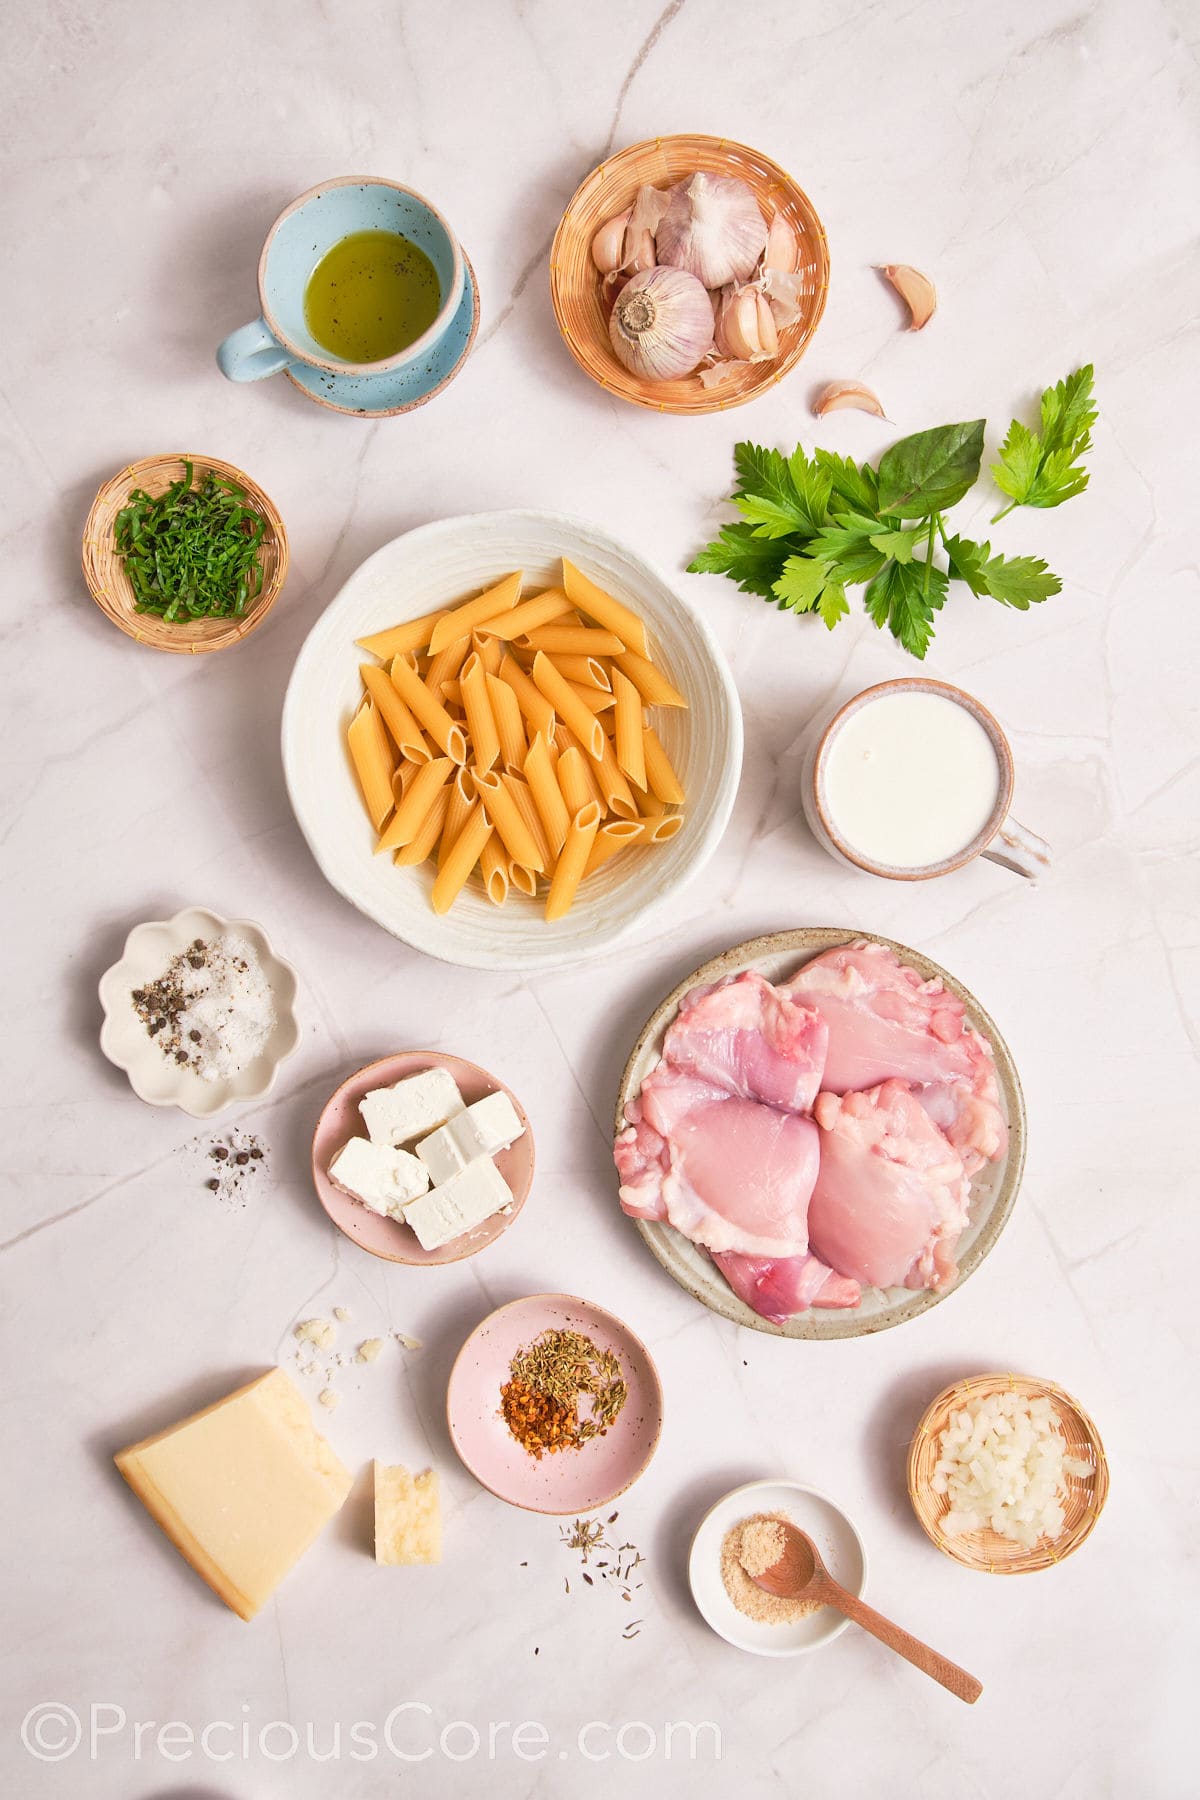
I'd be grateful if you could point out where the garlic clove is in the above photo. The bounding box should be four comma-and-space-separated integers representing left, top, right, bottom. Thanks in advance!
591, 209, 631, 275
627, 227, 657, 274
714, 286, 761, 361
656, 173, 768, 291
879, 263, 937, 330
761, 267, 808, 328
812, 380, 887, 418
609, 266, 716, 382
764, 211, 799, 274
754, 289, 779, 359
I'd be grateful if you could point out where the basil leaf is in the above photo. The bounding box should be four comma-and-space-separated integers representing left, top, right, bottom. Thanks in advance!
876, 420, 986, 517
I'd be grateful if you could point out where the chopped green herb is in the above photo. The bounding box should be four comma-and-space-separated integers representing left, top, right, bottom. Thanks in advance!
113, 460, 267, 622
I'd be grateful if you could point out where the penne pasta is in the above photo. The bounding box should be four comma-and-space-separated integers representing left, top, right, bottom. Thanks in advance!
520, 625, 627, 657
613, 648, 688, 709
427, 572, 522, 653
459, 652, 500, 773
612, 668, 648, 789
545, 802, 601, 921
498, 654, 556, 736
548, 653, 612, 690
360, 663, 432, 763
503, 773, 554, 872
523, 732, 570, 857
376, 757, 454, 852
531, 652, 604, 761
389, 654, 468, 763
642, 724, 685, 805
393, 786, 450, 866
583, 818, 643, 877
347, 700, 397, 832
561, 557, 650, 657
630, 780, 667, 818
487, 672, 526, 768
431, 801, 493, 914
479, 834, 509, 906
508, 861, 538, 897
391, 760, 420, 803
440, 768, 477, 862
472, 629, 503, 677
593, 729, 638, 819
357, 607, 446, 660
477, 588, 571, 641
474, 769, 546, 873
556, 739, 605, 811
567, 679, 615, 714
424, 634, 471, 696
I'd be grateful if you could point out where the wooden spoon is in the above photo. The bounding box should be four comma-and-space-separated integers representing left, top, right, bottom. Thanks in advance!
752, 1522, 982, 1704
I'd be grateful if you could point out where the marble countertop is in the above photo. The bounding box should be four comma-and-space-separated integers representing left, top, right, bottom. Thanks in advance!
3, 0, 1195, 1795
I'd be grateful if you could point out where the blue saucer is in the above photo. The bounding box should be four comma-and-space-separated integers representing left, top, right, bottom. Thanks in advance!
285, 251, 480, 417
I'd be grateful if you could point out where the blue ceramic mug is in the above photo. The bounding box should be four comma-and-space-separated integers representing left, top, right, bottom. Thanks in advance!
217, 177, 465, 383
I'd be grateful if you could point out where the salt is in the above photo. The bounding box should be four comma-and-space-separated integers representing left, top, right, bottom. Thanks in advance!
133, 933, 276, 1081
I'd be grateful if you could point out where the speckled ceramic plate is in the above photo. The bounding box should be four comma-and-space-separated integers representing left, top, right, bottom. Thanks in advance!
98, 906, 300, 1118
614, 928, 1026, 1340
688, 1479, 867, 1656
312, 1051, 534, 1265
446, 1294, 663, 1513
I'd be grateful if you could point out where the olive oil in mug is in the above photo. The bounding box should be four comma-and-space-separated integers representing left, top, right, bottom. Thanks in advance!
303, 230, 441, 364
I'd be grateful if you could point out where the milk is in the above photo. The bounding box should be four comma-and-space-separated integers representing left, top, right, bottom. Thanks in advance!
822, 690, 1000, 869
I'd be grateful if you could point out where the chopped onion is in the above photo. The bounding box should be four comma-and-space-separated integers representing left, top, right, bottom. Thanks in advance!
931, 1389, 1093, 1550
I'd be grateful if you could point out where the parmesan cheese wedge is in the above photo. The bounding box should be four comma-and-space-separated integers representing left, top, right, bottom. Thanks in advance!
114, 1368, 353, 1621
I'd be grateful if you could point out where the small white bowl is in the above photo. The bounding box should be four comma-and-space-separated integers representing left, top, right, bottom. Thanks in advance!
98, 907, 300, 1117
281, 510, 743, 971
688, 1478, 868, 1657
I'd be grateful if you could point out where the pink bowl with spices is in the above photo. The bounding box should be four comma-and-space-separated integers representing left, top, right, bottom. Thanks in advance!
446, 1294, 663, 1514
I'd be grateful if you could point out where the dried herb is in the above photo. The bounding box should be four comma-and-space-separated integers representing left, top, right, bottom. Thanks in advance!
499, 1330, 628, 1459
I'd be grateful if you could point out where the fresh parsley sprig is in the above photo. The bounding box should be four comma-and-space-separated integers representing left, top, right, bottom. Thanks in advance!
688, 366, 1094, 659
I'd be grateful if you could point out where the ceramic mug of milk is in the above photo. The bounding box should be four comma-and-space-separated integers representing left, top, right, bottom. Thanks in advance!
800, 678, 1049, 880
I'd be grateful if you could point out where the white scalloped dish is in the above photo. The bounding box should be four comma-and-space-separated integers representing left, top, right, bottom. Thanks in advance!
98, 907, 300, 1117
280, 510, 743, 971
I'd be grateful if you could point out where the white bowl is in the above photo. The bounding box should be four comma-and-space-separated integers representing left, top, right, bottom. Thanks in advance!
98, 907, 300, 1117
281, 510, 743, 971
688, 1478, 868, 1657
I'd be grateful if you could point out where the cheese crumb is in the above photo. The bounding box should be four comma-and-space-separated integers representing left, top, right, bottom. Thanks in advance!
393, 1331, 423, 1351
333, 1306, 351, 1323
318, 1389, 339, 1411
357, 1338, 385, 1364
294, 1317, 335, 1350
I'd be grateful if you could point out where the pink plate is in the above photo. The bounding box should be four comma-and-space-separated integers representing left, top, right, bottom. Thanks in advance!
446, 1293, 664, 1514
311, 1051, 534, 1265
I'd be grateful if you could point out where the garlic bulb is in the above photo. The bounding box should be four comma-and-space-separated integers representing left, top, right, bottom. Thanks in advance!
609, 267, 715, 381
714, 285, 778, 361
655, 173, 767, 290
591, 210, 631, 274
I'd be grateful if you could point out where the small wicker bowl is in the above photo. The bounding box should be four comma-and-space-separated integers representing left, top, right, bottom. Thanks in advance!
82, 453, 289, 654
549, 133, 829, 415
907, 1372, 1109, 1574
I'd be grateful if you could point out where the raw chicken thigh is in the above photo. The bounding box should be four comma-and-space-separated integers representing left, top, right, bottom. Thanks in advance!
712, 1250, 862, 1322
809, 1080, 971, 1291
615, 1070, 819, 1258
783, 940, 978, 1093
661, 971, 828, 1113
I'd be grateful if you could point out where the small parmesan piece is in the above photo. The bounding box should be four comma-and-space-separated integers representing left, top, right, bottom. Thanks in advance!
374, 1463, 440, 1565
357, 1338, 385, 1364
294, 1318, 335, 1351
333, 1306, 351, 1323
318, 1389, 339, 1411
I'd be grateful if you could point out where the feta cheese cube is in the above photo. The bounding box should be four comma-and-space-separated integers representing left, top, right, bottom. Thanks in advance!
416, 1090, 525, 1182
359, 1068, 464, 1148
328, 1136, 429, 1219
401, 1157, 514, 1252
